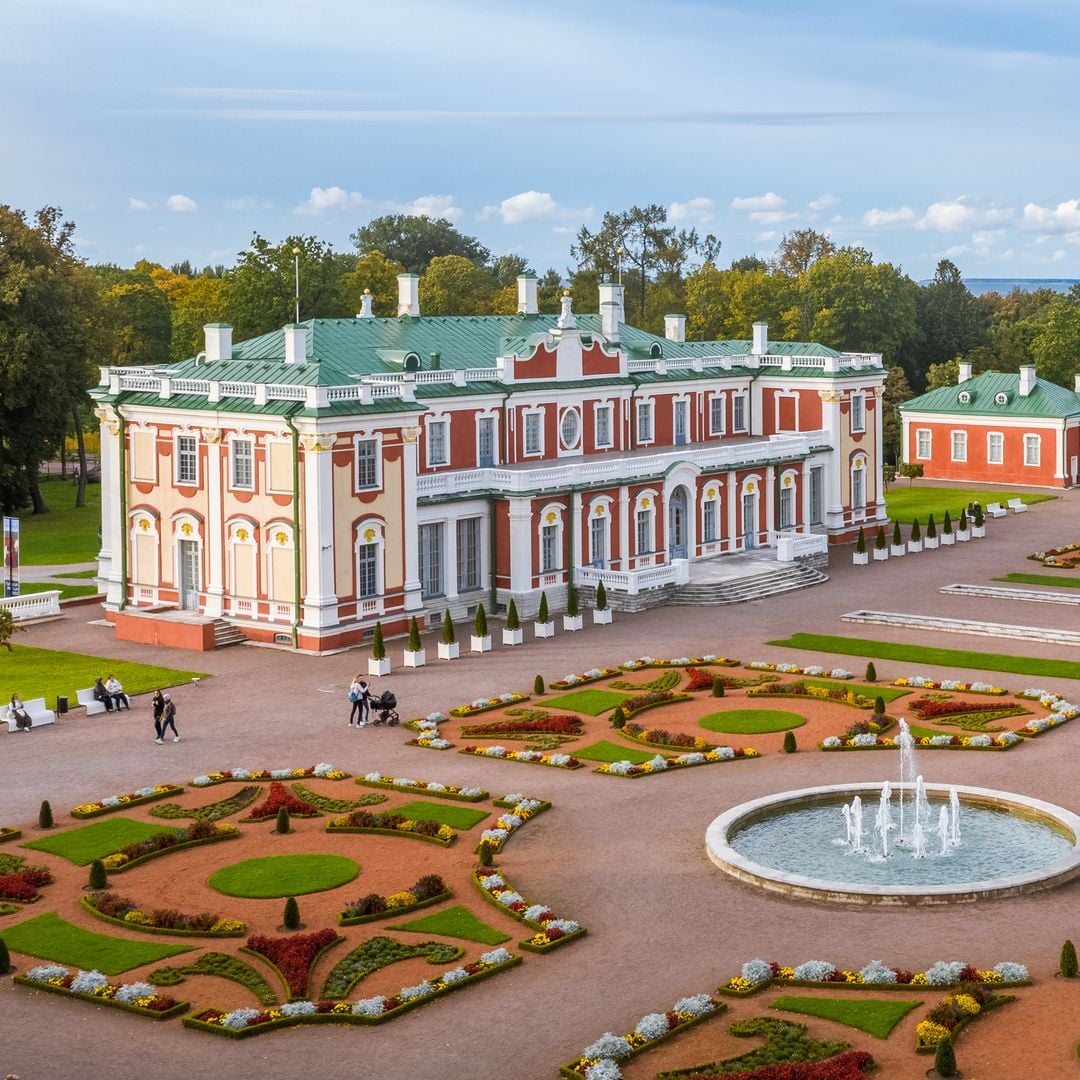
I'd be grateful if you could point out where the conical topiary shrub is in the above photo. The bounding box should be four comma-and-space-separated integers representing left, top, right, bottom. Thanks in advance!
0, 937, 10, 974
566, 582, 579, 617
856, 527, 866, 554
371, 621, 386, 660
782, 731, 797, 753
407, 616, 422, 651
441, 610, 456, 645
611, 706, 626, 730
875, 526, 887, 550
276, 807, 291, 834
891, 520, 902, 546
933, 1036, 957, 1078
874, 695, 886, 718
958, 508, 968, 532
1061, 939, 1078, 978
473, 604, 488, 637
505, 598, 521, 631
534, 674, 545, 694
865, 662, 877, 682
943, 510, 953, 535
283, 896, 300, 931
712, 678, 726, 698
974, 503, 984, 528
537, 592, 549, 622
596, 580, 608, 610
88, 860, 107, 890
477, 842, 494, 868
926, 513, 937, 539
38, 800, 53, 829
910, 518, 921, 542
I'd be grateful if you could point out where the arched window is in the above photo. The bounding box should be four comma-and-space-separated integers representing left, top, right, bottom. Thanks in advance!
850, 455, 868, 510
227, 518, 258, 602
354, 519, 385, 605
537, 505, 564, 574
634, 491, 657, 557
588, 497, 612, 568
778, 470, 798, 530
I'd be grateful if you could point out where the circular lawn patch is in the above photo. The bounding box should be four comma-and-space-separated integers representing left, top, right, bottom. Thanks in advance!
208, 854, 359, 898
700, 709, 805, 734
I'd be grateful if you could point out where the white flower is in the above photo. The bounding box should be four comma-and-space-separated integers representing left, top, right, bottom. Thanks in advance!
860, 960, 897, 984
393, 778, 416, 788
649, 755, 668, 771
778, 663, 799, 673
514, 799, 540, 812
803, 666, 825, 676
634, 1012, 670, 1040
748, 661, 768, 670
499, 692, 517, 701
231, 769, 251, 779
427, 739, 451, 749
993, 961, 1028, 982
27, 965, 69, 982
479, 873, 505, 889
523, 904, 550, 921
583, 1033, 632, 1061
193, 775, 213, 787
853, 733, 877, 746
609, 760, 634, 775
497, 814, 523, 829
741, 959, 774, 985
547, 754, 572, 766
1029, 719, 1051, 732
400, 980, 435, 1000
102, 796, 120, 807
221, 1007, 261, 1029
472, 698, 490, 708
970, 682, 993, 692
351, 997, 385, 1016
585, 1061, 623, 1080
676, 753, 706, 765
495, 890, 523, 906
717, 746, 735, 760
271, 769, 292, 779
830, 668, 853, 679
999, 732, 1021, 745
793, 960, 835, 981
480, 947, 512, 965
314, 762, 337, 776
426, 712, 447, 723
673, 993, 715, 1016
940, 680, 961, 690
485, 746, 507, 758
671, 657, 690, 665
544, 918, 579, 933
967, 734, 992, 747
702, 654, 717, 662
280, 1000, 317, 1016
930, 734, 954, 745
440, 967, 469, 984
426, 781, 446, 792
565, 675, 581, 685
924, 960, 966, 985
822, 736, 841, 748
640, 656, 654, 664
113, 981, 156, 1004
70, 970, 109, 994
585, 669, 603, 678
503, 793, 525, 804
460, 787, 483, 797
516, 752, 541, 763
482, 828, 509, 843
364, 771, 383, 782
134, 787, 156, 798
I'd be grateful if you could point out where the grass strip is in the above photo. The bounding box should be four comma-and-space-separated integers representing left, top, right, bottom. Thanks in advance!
1, 911, 192, 974
15, 479, 102, 565
22, 818, 182, 866
995, 573, 1080, 589
700, 710, 806, 734
572, 740, 658, 764
390, 801, 488, 830
770, 995, 922, 1039
389, 905, 510, 945
208, 854, 359, 899
884, 486, 1054, 523
542, 689, 632, 716
767, 633, 1080, 681
19, 582, 100, 600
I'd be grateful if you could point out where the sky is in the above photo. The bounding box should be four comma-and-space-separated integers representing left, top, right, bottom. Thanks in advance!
4, 0, 1080, 283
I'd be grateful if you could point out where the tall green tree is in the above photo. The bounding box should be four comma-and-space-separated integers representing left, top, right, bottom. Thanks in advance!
775, 229, 836, 277
351, 215, 490, 274
685, 264, 796, 340
1031, 298, 1080, 388
915, 259, 988, 371
418, 255, 497, 316
881, 364, 913, 465
341, 250, 406, 318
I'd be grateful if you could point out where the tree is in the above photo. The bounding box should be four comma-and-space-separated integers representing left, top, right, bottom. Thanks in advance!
0, 608, 24, 651
371, 621, 385, 660
490, 254, 533, 288
925, 359, 960, 390
97, 277, 172, 366
159, 273, 227, 362
1031, 298, 1080, 387
776, 229, 836, 277
910, 259, 988, 384
881, 365, 913, 465
351, 214, 490, 274
341, 250, 405, 318
473, 603, 488, 637
505, 599, 520, 631
685, 264, 796, 340
419, 255, 497, 316
440, 609, 456, 645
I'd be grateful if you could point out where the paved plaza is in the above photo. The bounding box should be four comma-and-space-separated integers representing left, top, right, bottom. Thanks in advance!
3, 489, 1080, 1079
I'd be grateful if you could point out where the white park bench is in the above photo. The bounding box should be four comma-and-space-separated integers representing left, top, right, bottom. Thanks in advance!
985, 502, 1007, 518
1007, 498, 1028, 513
76, 687, 109, 716
1, 698, 57, 732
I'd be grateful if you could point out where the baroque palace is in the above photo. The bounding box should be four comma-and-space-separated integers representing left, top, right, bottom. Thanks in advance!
90, 276, 887, 652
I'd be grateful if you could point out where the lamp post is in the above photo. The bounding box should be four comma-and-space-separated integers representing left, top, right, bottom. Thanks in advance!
292, 246, 301, 324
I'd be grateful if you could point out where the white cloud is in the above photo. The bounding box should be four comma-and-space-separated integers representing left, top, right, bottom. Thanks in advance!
133, 243, 148, 254
809, 194, 839, 211
668, 197, 715, 225
389, 194, 462, 222
971, 229, 1005, 246
754, 230, 778, 243
944, 244, 968, 258
749, 210, 798, 225
129, 197, 151, 211
166, 194, 198, 213
731, 192, 785, 212
917, 196, 1012, 232
862, 206, 916, 227
1020, 198, 1080, 234
487, 191, 561, 225
227, 195, 269, 211
298, 186, 367, 214
552, 225, 576, 234
1052, 249, 1067, 262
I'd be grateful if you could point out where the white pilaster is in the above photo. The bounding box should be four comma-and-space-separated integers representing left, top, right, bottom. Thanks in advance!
301, 434, 339, 627
820, 391, 845, 530
203, 432, 225, 617
571, 491, 583, 575
726, 470, 738, 551
402, 428, 423, 610
873, 388, 886, 516
765, 466, 776, 535
618, 486, 629, 570
800, 461, 811, 528
507, 499, 533, 594
445, 514, 459, 600
96, 409, 124, 607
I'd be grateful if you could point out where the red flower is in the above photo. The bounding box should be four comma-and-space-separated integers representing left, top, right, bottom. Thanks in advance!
243, 782, 319, 820
684, 667, 718, 691
246, 928, 339, 998
0, 866, 54, 901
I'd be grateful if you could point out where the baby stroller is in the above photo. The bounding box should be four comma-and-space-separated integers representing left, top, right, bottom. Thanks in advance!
370, 690, 400, 726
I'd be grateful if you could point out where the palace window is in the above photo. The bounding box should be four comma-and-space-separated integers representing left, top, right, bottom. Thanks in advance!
703, 499, 718, 542
636, 507, 653, 554
524, 412, 542, 455
850, 393, 866, 434
987, 432, 1003, 465
540, 524, 559, 572
176, 435, 198, 485
732, 394, 747, 433
418, 523, 444, 597
357, 542, 379, 598
951, 431, 967, 462
456, 517, 482, 592
426, 421, 448, 467
636, 401, 654, 443
355, 439, 379, 489
916, 429, 932, 459
595, 404, 612, 448
710, 395, 725, 436
230, 439, 254, 490
1024, 434, 1041, 467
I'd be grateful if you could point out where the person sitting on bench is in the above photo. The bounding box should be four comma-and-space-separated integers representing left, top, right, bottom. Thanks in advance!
105, 674, 130, 711
93, 677, 115, 713
10, 693, 33, 732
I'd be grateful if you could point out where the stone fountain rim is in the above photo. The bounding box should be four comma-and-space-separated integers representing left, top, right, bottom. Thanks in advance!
706, 782, 1080, 905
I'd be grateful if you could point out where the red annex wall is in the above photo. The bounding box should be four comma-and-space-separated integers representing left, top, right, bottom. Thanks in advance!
907, 420, 1067, 486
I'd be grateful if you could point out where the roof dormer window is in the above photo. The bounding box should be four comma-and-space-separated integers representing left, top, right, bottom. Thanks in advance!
995, 391, 1009, 405
649, 342, 663, 359
404, 352, 422, 372
958, 390, 972, 404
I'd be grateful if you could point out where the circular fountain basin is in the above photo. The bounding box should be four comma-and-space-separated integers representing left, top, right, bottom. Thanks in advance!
706, 783, 1080, 905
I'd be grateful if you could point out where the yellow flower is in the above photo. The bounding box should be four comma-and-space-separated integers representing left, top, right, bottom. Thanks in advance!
952, 993, 981, 1015
102, 854, 128, 869
209, 918, 245, 934
910, 973, 927, 985
291, 769, 305, 777
385, 892, 415, 908
778, 967, 795, 978
916, 1020, 950, 1047
527, 933, 548, 946
123, 910, 152, 925
437, 825, 454, 840
398, 819, 416, 831
326, 770, 347, 780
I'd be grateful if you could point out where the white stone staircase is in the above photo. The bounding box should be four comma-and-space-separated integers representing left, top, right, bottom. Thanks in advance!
668, 553, 828, 606
212, 619, 247, 648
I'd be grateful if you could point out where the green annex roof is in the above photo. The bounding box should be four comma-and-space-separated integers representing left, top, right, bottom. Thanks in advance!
901, 371, 1080, 419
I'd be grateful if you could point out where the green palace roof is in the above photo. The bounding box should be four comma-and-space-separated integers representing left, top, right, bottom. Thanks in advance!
901, 371, 1080, 419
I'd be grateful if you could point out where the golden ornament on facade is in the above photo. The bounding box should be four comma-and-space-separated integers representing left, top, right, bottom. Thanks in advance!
274, 530, 288, 545
818, 390, 843, 403
545, 511, 557, 525
138, 518, 150, 532
401, 426, 420, 444
201, 428, 222, 444
783, 475, 792, 487
180, 523, 193, 537
746, 482, 756, 493
363, 528, 376, 542
641, 497, 650, 509
594, 504, 605, 516
236, 527, 249, 542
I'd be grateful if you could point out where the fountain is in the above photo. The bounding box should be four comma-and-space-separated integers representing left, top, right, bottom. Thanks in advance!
705, 718, 1080, 904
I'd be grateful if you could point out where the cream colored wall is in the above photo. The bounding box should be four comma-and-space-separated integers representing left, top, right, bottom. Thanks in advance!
270, 547, 293, 602
381, 452, 404, 592
269, 441, 293, 492
131, 431, 156, 482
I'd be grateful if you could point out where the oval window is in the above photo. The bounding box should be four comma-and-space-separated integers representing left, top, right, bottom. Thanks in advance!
958, 391, 971, 404
995, 391, 1009, 405
560, 408, 581, 449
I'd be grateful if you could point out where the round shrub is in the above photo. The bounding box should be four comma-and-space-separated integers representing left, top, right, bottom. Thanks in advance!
275, 807, 291, 835
782, 731, 797, 754
283, 896, 300, 931
38, 801, 53, 829
88, 859, 107, 890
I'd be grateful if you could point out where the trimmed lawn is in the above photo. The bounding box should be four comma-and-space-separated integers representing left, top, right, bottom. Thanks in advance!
389, 905, 510, 945
884, 485, 1054, 524
995, 573, 1080, 589
700, 709, 805, 734
2, 911, 193, 974
59, 569, 100, 580
797, 679, 909, 703
543, 689, 632, 716
770, 995, 922, 1039
16, 479, 102, 565
572, 740, 658, 764
0, 644, 208, 705
19, 581, 100, 601
391, 801, 489, 830
22, 818, 182, 866
767, 633, 1080, 681
208, 854, 359, 898
908, 724, 947, 740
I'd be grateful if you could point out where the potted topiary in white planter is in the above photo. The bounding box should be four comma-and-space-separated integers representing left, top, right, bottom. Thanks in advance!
563, 582, 583, 632
437, 610, 460, 660
470, 603, 492, 653
971, 504, 985, 538
502, 598, 523, 646
873, 525, 889, 561
368, 621, 391, 677
907, 518, 923, 554
403, 615, 426, 667
924, 513, 939, 550
592, 580, 613, 624
533, 591, 555, 638
853, 527, 869, 566
941, 510, 955, 546
956, 507, 971, 542
889, 520, 906, 557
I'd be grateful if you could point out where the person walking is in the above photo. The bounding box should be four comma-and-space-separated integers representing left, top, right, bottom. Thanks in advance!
348, 675, 365, 727
160, 693, 180, 743
151, 690, 165, 743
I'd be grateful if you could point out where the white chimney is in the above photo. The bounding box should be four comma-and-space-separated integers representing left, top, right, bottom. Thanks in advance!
1074, 373, 1080, 394
203, 323, 233, 362
284, 324, 306, 365
397, 273, 419, 317
958, 360, 972, 383
356, 290, 374, 318
664, 314, 686, 343
1019, 364, 1036, 397
517, 275, 538, 315
598, 281, 624, 340
752, 321, 768, 356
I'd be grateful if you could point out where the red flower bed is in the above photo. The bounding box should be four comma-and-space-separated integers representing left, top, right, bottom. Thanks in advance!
0, 866, 53, 901
246, 928, 339, 998
242, 782, 319, 821
910, 697, 1004, 719
461, 715, 584, 737
621, 690, 679, 713
715, 1051, 875, 1080
684, 667, 718, 691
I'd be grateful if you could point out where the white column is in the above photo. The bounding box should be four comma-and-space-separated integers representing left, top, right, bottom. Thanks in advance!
96, 409, 123, 608
571, 492, 583, 575
820, 391, 845, 531
765, 465, 776, 537
508, 499, 533, 594
1054, 423, 1066, 481
617, 486, 629, 570
873, 387, 886, 517
726, 470, 738, 552
401, 428, 423, 611
203, 433, 225, 617
800, 460, 811, 529
301, 434, 339, 627
445, 515, 459, 600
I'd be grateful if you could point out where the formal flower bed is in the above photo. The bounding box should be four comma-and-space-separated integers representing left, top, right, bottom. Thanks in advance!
326, 809, 456, 845
820, 732, 1021, 751
70, 784, 184, 820
1015, 713, 1073, 737
914, 981, 1015, 1052
908, 697, 1027, 721
559, 993, 722, 1079
289, 785, 386, 814
550, 668, 620, 689
748, 662, 853, 679
458, 745, 583, 769
192, 764, 348, 786
619, 690, 692, 719
611, 670, 682, 692
684, 666, 724, 691
1029, 542, 1080, 568
748, 682, 875, 709
239, 782, 321, 823
243, 928, 341, 999
893, 676, 1006, 695
357, 773, 487, 801
472, 868, 586, 952
183, 949, 521, 1037
151, 786, 261, 821
403, 712, 448, 732
1016, 689, 1073, 705
81, 891, 245, 936
405, 717, 453, 749
102, 821, 240, 871
0, 826, 22, 842
461, 714, 585, 738
617, 723, 716, 752
16, 965, 188, 1020
0, 863, 54, 902
475, 795, 549, 855
717, 958, 1029, 997
338, 874, 449, 925
595, 747, 759, 778
449, 693, 529, 718
620, 655, 738, 670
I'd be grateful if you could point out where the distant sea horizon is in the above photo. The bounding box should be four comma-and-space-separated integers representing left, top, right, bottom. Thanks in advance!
917, 277, 1080, 296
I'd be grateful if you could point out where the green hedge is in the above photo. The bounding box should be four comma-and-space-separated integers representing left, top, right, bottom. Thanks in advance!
12, 975, 188, 1020
337, 889, 451, 927
78, 895, 245, 938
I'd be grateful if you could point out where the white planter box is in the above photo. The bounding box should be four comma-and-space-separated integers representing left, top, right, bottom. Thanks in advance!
438, 641, 460, 660
404, 649, 427, 668
907, 540, 923, 554
853, 552, 869, 565
470, 634, 492, 653
957, 530, 971, 543
972, 525, 986, 538
872, 548, 889, 561
941, 533, 955, 546
593, 608, 613, 624
563, 614, 584, 632
890, 544, 906, 557
924, 536, 939, 550
502, 627, 524, 646
368, 657, 391, 677
534, 620, 555, 638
